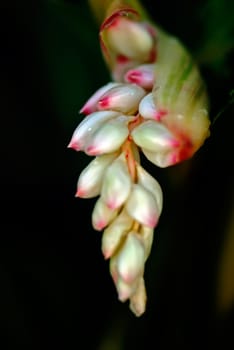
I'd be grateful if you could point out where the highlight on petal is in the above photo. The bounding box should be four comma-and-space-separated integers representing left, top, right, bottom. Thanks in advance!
76, 153, 118, 198
129, 277, 147, 317
104, 16, 154, 61
131, 120, 180, 153
101, 153, 132, 209
124, 64, 155, 90
85, 115, 130, 156
138, 92, 159, 120
141, 148, 175, 168
136, 162, 163, 214
126, 184, 159, 228
102, 209, 133, 259
92, 197, 118, 231
68, 110, 120, 151
80, 82, 120, 115
98, 83, 146, 115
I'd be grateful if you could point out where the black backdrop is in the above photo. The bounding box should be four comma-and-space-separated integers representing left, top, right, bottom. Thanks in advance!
1, 1, 233, 349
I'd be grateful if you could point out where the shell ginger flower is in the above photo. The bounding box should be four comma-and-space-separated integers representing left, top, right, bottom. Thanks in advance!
68, 2, 210, 316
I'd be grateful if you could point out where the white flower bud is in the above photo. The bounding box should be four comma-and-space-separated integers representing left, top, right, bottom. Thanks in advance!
124, 64, 155, 90
131, 120, 179, 153
68, 111, 120, 151
129, 277, 147, 317
76, 153, 118, 198
97, 83, 146, 115
102, 210, 133, 259
92, 197, 117, 231
84, 116, 130, 156
105, 17, 154, 61
79, 82, 120, 115
115, 232, 145, 284
139, 92, 159, 120
126, 184, 159, 228
136, 162, 163, 215
101, 153, 132, 209
141, 148, 175, 168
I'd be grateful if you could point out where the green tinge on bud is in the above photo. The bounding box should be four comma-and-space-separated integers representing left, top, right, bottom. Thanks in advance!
102, 209, 133, 259
131, 120, 180, 153
85, 116, 130, 156
101, 153, 132, 209
136, 162, 163, 215
141, 148, 175, 168
76, 153, 118, 198
92, 197, 117, 231
98, 83, 146, 115
68, 111, 120, 151
126, 184, 159, 228
105, 16, 154, 61
129, 277, 147, 317
115, 232, 145, 284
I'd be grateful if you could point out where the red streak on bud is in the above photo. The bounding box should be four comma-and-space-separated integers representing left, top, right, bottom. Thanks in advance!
100, 8, 139, 31
98, 96, 110, 108
85, 145, 99, 155
149, 48, 157, 62
170, 132, 194, 165
154, 108, 168, 121
126, 71, 142, 84
79, 106, 92, 115
116, 54, 130, 64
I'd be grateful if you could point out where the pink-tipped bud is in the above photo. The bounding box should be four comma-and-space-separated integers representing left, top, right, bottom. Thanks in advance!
76, 153, 118, 198
79, 82, 120, 115
85, 116, 130, 156
136, 163, 163, 215
141, 148, 177, 168
115, 232, 145, 284
98, 83, 146, 115
68, 111, 120, 151
131, 120, 180, 153
124, 64, 155, 90
138, 92, 163, 121
92, 197, 117, 231
101, 153, 132, 209
129, 277, 147, 317
126, 184, 159, 228
102, 210, 133, 259
105, 17, 154, 61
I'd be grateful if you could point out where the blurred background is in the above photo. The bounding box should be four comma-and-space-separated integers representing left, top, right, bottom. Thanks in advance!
0, 0, 233, 348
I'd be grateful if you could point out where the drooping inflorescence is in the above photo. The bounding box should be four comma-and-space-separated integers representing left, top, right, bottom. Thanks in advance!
68, 3, 210, 316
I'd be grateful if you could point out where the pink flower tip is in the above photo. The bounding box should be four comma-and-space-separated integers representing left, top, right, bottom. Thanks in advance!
67, 140, 80, 151
98, 96, 110, 109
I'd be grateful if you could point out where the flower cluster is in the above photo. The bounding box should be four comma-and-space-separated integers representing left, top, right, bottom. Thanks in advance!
68, 7, 210, 316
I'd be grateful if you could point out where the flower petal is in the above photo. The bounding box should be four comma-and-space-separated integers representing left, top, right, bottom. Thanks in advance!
80, 82, 120, 115
76, 153, 118, 198
98, 83, 146, 115
124, 64, 155, 90
92, 197, 117, 231
101, 153, 132, 209
136, 162, 163, 214
102, 209, 133, 259
131, 120, 180, 153
126, 184, 159, 228
68, 111, 120, 151
85, 116, 130, 155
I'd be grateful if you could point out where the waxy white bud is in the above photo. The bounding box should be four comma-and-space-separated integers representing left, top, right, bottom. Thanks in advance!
68, 111, 120, 151
138, 92, 159, 120
131, 120, 179, 153
80, 82, 120, 115
76, 153, 118, 198
92, 197, 117, 231
126, 184, 159, 228
102, 210, 133, 259
98, 83, 146, 115
101, 153, 132, 209
136, 162, 163, 215
105, 17, 154, 61
85, 116, 130, 156
129, 277, 147, 317
124, 64, 155, 90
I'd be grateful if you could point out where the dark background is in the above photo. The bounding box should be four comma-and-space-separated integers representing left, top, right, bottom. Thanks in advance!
0, 0, 233, 349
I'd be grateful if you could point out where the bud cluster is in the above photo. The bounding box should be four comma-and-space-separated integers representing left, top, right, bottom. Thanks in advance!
68, 8, 209, 316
